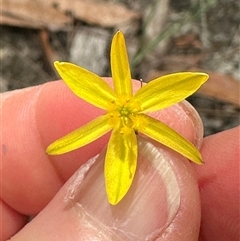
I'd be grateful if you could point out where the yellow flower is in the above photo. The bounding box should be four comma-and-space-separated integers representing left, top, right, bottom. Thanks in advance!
46, 31, 208, 205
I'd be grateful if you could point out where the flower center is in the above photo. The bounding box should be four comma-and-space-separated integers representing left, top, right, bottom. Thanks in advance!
119, 106, 131, 117
118, 104, 133, 129
107, 98, 142, 135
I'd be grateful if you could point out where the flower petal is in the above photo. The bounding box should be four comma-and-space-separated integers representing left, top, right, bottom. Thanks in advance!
105, 128, 137, 205
54, 61, 116, 110
46, 115, 112, 155
132, 72, 209, 112
138, 114, 203, 164
111, 31, 132, 98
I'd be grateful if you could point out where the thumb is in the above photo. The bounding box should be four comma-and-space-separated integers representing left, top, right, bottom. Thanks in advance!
10, 137, 201, 241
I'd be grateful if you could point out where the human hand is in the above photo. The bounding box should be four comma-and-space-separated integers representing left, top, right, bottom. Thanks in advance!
1, 80, 239, 241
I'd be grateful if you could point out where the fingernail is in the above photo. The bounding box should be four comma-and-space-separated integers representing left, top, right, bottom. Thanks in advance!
65, 137, 180, 241
178, 100, 204, 149
151, 100, 203, 150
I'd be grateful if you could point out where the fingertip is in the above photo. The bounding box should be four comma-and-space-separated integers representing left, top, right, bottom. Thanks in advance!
1, 83, 64, 214
36, 80, 109, 179
194, 127, 240, 240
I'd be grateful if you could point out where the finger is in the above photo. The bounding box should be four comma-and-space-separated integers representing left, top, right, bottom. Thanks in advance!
10, 137, 201, 241
194, 126, 239, 241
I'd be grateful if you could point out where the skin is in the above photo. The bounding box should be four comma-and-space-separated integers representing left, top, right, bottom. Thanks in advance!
1, 79, 239, 241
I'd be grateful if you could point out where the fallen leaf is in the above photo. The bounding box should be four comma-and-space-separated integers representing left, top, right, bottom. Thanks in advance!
195, 70, 240, 107
1, 0, 140, 30
1, 0, 72, 30
162, 54, 203, 72
45, 0, 140, 27
174, 33, 202, 50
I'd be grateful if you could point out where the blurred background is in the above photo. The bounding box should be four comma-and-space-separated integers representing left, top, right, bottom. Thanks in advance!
1, 0, 239, 136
